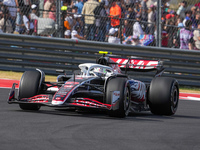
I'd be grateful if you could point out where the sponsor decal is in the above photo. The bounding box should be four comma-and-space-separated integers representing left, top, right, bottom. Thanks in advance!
110, 58, 128, 68
112, 91, 120, 104
129, 59, 158, 69
56, 97, 61, 100
110, 58, 158, 69
64, 85, 74, 88
71, 98, 111, 109
52, 86, 77, 102
65, 82, 79, 85
57, 92, 69, 94
20, 95, 49, 103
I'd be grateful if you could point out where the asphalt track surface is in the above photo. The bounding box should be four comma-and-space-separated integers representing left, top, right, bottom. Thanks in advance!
1, 88, 200, 150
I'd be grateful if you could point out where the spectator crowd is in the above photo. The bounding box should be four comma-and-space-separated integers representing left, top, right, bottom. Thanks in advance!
0, 0, 200, 50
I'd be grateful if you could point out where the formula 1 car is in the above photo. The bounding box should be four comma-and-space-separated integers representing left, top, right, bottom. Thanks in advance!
8, 53, 179, 118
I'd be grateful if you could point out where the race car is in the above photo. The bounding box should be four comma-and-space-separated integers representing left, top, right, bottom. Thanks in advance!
8, 53, 179, 118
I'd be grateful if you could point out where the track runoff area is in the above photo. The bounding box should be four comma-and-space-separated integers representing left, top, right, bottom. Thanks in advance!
0, 79, 200, 101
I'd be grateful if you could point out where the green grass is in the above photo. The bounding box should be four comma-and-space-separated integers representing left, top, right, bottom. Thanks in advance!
0, 70, 57, 82
179, 86, 200, 93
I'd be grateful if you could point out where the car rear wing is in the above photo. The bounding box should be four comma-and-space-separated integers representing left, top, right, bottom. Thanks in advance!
97, 52, 165, 77
108, 57, 164, 77
109, 57, 161, 70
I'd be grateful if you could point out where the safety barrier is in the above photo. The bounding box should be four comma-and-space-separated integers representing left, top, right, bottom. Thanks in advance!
0, 33, 200, 87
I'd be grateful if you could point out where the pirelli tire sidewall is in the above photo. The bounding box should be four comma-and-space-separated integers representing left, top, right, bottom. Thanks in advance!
19, 71, 43, 110
106, 77, 130, 118
148, 77, 179, 116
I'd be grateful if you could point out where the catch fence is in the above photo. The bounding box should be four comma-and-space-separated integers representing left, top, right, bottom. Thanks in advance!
0, 33, 200, 87
1, 0, 200, 49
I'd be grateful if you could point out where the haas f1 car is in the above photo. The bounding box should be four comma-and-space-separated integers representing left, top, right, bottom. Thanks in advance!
8, 54, 179, 118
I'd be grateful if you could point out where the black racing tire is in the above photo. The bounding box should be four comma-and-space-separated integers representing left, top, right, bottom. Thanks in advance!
106, 77, 130, 118
148, 77, 179, 116
19, 71, 42, 111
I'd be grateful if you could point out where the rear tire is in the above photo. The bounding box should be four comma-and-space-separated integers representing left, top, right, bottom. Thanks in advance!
19, 71, 43, 110
148, 77, 179, 115
106, 77, 130, 118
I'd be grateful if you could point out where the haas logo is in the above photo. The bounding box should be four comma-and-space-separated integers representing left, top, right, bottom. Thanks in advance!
130, 81, 146, 101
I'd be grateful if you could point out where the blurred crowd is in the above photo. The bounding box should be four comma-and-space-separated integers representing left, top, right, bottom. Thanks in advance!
0, 0, 56, 35
0, 0, 200, 50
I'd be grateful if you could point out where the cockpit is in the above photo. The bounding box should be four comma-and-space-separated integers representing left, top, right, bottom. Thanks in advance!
79, 63, 114, 77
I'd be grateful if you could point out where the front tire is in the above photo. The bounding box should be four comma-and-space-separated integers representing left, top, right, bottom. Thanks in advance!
106, 77, 130, 118
19, 71, 43, 110
148, 77, 179, 116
